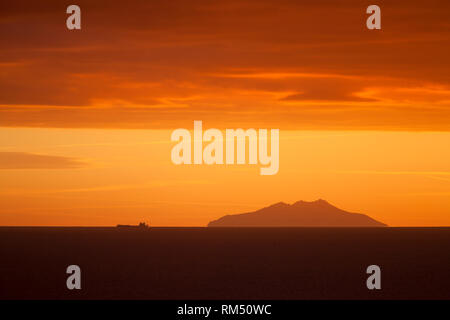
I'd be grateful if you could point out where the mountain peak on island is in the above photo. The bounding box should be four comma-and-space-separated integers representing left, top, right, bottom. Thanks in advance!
267, 201, 289, 208
293, 199, 330, 206
207, 200, 387, 227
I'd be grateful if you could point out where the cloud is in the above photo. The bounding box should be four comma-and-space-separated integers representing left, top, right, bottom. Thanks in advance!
0, 179, 212, 196
0, 152, 87, 169
1, 0, 450, 130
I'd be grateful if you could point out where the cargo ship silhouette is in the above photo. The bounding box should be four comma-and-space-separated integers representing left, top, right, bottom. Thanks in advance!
116, 222, 150, 230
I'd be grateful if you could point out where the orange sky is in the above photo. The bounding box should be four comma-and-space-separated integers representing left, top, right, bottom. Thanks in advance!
1, 0, 450, 226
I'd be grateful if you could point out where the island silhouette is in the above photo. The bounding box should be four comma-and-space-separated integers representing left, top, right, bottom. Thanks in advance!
208, 199, 387, 227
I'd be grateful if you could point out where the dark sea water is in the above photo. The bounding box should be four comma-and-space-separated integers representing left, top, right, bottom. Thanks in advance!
0, 227, 449, 300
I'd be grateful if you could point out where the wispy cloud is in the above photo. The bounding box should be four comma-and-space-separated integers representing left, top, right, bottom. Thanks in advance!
0, 179, 212, 195
338, 170, 450, 176
0, 152, 87, 169
337, 170, 450, 183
